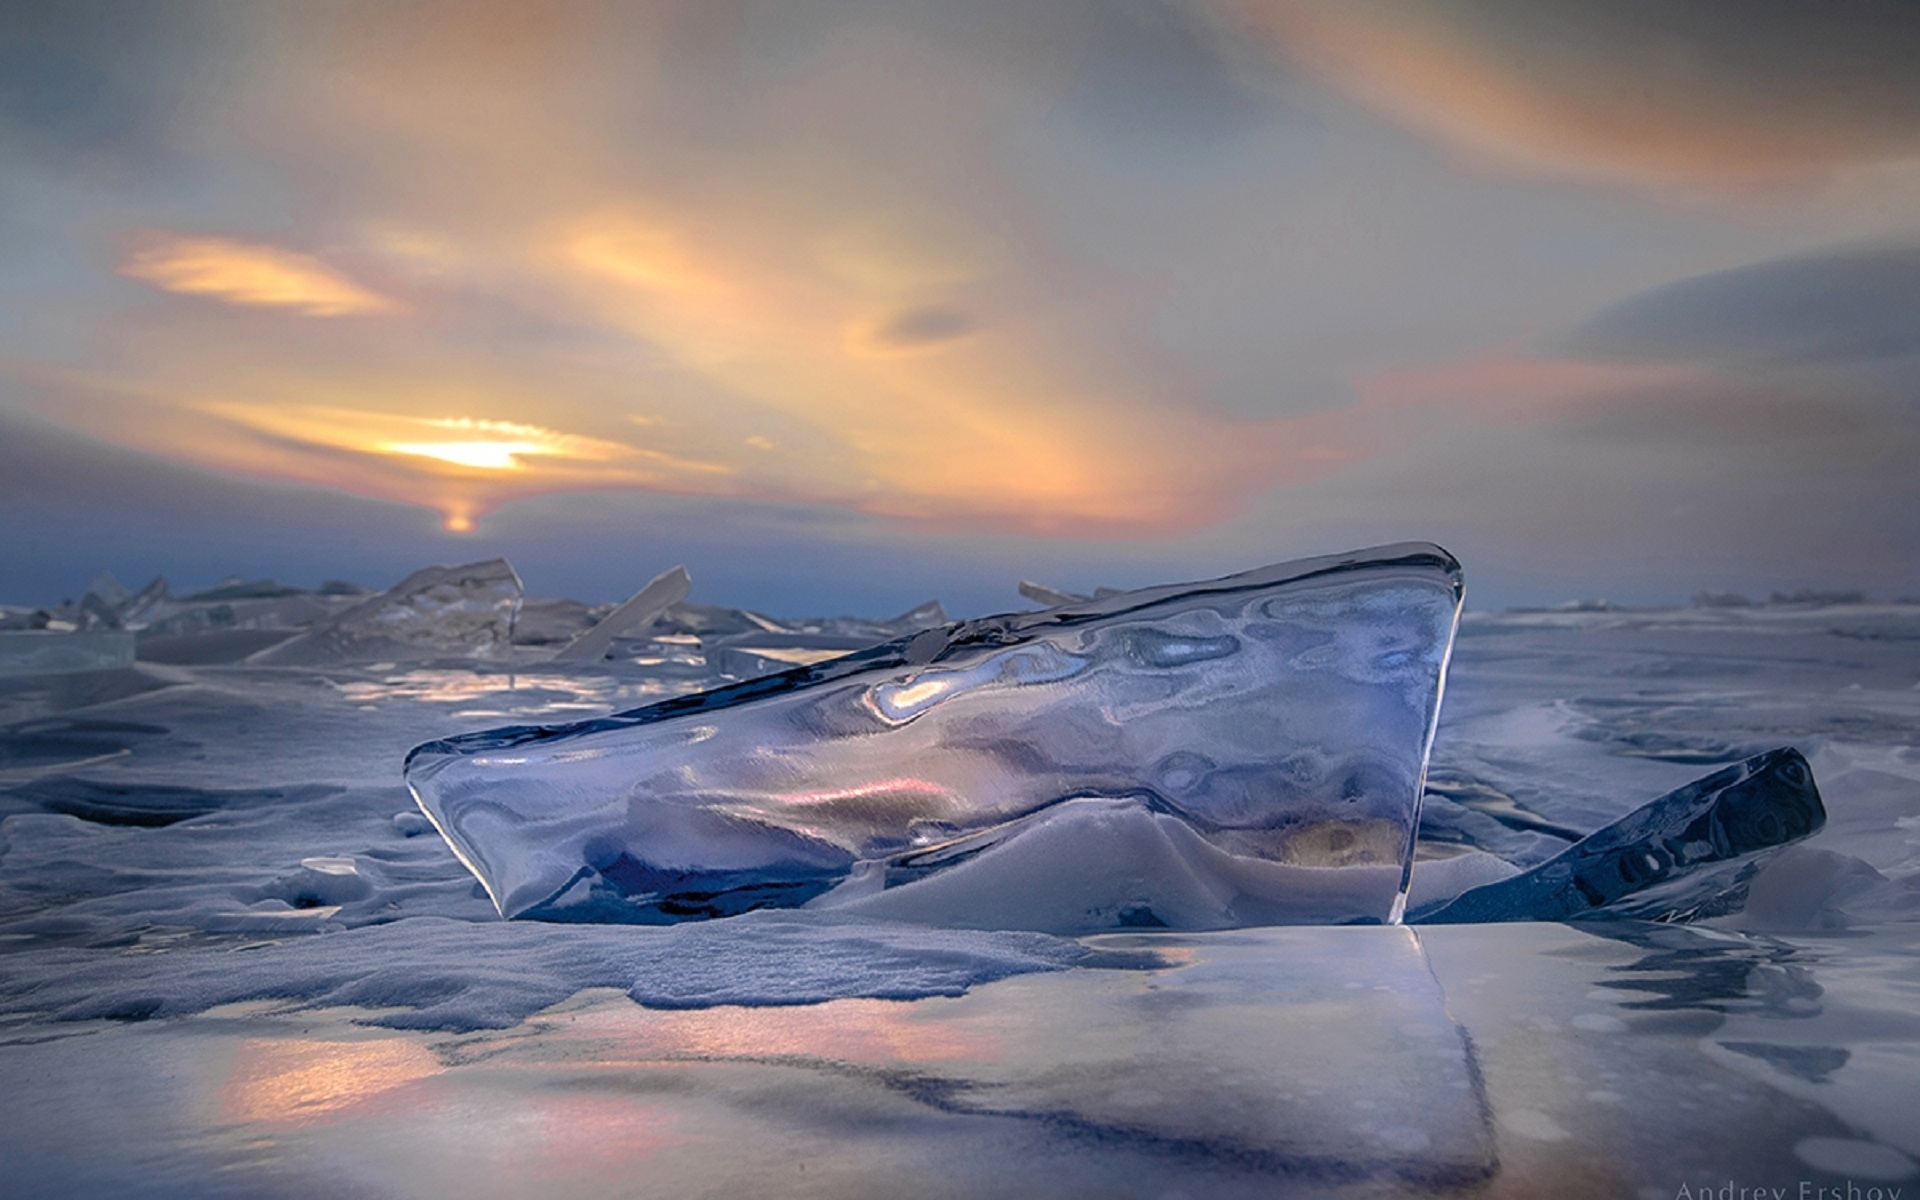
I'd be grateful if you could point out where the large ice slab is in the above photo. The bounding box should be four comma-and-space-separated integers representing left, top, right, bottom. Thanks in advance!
407, 543, 1465, 928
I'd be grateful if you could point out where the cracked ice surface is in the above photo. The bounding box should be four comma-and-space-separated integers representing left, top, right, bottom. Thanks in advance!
406, 543, 1466, 928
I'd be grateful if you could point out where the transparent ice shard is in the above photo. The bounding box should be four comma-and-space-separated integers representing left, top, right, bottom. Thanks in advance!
880, 598, 949, 632
83, 570, 130, 608
710, 632, 885, 677
1018, 580, 1088, 607
552, 566, 691, 662
510, 598, 600, 647
1411, 747, 1825, 925
116, 576, 171, 629
251, 559, 523, 666
406, 543, 1465, 928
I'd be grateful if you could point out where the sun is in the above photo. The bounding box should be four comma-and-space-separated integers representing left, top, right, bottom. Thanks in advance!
385, 440, 554, 471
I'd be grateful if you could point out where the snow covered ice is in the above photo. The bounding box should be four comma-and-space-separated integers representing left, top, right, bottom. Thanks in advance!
406, 543, 1466, 927
3, 549, 1920, 1198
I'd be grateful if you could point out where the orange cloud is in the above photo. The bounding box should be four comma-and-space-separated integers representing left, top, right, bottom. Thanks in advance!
22, 9, 1385, 540
187, 403, 735, 532
121, 234, 399, 316
196, 406, 721, 477
552, 206, 1330, 537
41, 191, 1359, 539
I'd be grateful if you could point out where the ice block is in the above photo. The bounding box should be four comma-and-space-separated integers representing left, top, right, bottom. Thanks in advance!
406, 543, 1465, 928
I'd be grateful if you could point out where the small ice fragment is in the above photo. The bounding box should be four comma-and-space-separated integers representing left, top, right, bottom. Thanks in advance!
85, 570, 130, 608
407, 543, 1464, 927
183, 576, 302, 601
510, 598, 600, 646
1411, 748, 1824, 925
263, 859, 373, 906
300, 856, 360, 875
0, 630, 136, 677
249, 559, 523, 665
77, 592, 123, 630
1793, 1138, 1919, 1182
652, 602, 783, 639
1730, 846, 1920, 932
712, 632, 880, 677
0, 606, 52, 631
552, 565, 691, 662
116, 575, 170, 628
883, 599, 949, 632
1018, 580, 1088, 606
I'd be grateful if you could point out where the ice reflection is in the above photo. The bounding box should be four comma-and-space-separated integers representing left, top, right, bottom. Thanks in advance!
328, 669, 703, 715
523, 994, 1003, 1065
513, 1094, 691, 1173
1581, 922, 1824, 1017
222, 1038, 443, 1125
1585, 924, 1920, 1168
437, 927, 1495, 1187
1418, 921, 1920, 1188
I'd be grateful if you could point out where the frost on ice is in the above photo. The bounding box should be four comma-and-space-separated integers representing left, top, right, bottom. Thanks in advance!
407, 543, 1466, 928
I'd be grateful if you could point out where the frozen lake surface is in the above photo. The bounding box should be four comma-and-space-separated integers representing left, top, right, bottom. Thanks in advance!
3, 575, 1919, 1197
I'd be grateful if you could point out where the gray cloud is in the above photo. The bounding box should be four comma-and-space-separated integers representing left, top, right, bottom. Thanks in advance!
1065, 0, 1280, 162
870, 304, 979, 350
1563, 246, 1920, 367
1554, 382, 1919, 469
1220, 0, 1920, 186
1449, 0, 1920, 116
0, 0, 215, 165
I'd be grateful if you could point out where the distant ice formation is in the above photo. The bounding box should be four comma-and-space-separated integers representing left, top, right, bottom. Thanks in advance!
407, 543, 1466, 928
0, 630, 135, 677
552, 565, 690, 663
0, 545, 1904, 1045
250, 559, 523, 666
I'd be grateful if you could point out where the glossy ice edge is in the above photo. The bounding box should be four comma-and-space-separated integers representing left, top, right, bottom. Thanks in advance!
406, 541, 1465, 928
406, 543, 1464, 760
1411, 747, 1825, 925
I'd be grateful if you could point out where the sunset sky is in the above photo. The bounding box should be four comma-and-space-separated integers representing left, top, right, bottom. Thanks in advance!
5, 1, 1919, 614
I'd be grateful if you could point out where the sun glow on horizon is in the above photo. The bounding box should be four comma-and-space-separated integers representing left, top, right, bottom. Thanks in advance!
384, 441, 553, 470
159, 403, 738, 533
377, 417, 626, 473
